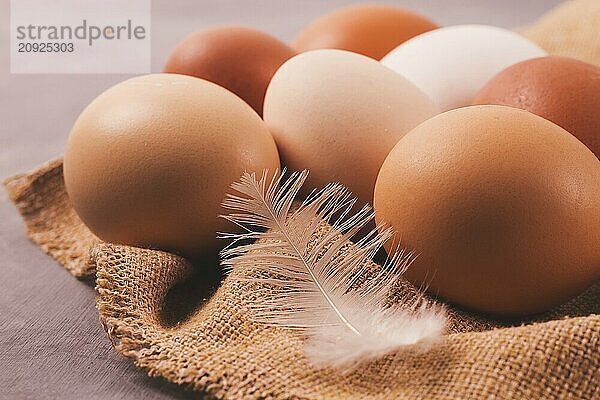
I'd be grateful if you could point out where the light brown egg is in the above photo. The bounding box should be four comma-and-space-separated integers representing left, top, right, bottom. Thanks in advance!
374, 105, 600, 316
263, 49, 438, 208
164, 26, 295, 116
473, 56, 600, 158
63, 74, 280, 260
292, 4, 438, 60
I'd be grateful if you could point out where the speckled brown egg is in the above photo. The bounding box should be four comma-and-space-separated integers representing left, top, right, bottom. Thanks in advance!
292, 4, 438, 60
374, 105, 600, 316
63, 74, 280, 260
473, 56, 600, 157
164, 26, 295, 116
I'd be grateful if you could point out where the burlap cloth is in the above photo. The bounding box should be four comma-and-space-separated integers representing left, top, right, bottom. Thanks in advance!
4, 1, 600, 398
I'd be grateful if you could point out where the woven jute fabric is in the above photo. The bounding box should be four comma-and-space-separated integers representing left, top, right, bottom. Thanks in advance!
4, 1, 600, 398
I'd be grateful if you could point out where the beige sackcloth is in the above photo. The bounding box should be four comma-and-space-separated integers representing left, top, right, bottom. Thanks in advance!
4, 1, 600, 398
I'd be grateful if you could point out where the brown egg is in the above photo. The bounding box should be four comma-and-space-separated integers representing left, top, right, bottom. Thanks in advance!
263, 49, 438, 209
292, 4, 438, 60
374, 105, 600, 316
63, 74, 280, 260
164, 26, 295, 116
474, 56, 600, 157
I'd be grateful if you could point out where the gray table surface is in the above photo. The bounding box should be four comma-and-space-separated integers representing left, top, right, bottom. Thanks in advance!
0, 1, 564, 399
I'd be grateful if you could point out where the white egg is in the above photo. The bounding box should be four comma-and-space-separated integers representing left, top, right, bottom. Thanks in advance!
381, 25, 546, 111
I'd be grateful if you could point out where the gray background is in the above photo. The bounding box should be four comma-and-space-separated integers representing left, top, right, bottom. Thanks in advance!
0, 1, 563, 399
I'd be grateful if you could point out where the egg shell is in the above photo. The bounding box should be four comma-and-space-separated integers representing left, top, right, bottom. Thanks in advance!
473, 56, 600, 158
63, 73, 280, 260
374, 105, 600, 316
381, 25, 546, 111
292, 4, 438, 60
263, 49, 438, 207
164, 26, 295, 116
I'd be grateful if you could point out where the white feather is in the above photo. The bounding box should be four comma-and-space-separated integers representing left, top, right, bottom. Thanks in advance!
220, 170, 446, 370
